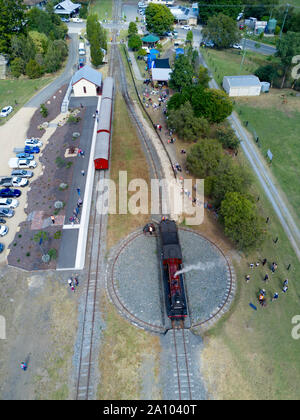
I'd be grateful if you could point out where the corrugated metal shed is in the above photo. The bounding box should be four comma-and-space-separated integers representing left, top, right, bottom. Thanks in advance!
223, 75, 261, 88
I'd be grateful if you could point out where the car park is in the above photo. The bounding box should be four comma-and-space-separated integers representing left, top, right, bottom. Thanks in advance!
0, 243, 4, 253
0, 188, 21, 198
0, 226, 8, 237
0, 198, 19, 208
0, 106, 13, 117
0, 208, 14, 218
24, 146, 40, 154
25, 138, 43, 147
11, 170, 33, 178
16, 153, 34, 160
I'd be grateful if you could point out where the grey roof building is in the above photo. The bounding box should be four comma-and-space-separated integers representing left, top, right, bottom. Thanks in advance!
54, 0, 81, 15
72, 66, 102, 87
223, 75, 261, 97
169, 3, 199, 24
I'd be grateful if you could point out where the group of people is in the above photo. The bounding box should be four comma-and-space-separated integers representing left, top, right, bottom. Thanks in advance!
69, 198, 83, 225
68, 275, 79, 292
245, 258, 290, 307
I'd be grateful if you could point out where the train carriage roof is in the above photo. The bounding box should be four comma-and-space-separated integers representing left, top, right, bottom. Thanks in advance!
98, 98, 112, 133
95, 131, 110, 160
102, 77, 114, 99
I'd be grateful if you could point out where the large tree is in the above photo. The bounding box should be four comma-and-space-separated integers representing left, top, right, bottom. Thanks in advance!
276, 31, 300, 88
128, 34, 142, 51
211, 158, 252, 207
0, 0, 25, 54
167, 102, 209, 142
199, 0, 242, 24
220, 192, 265, 250
186, 138, 224, 178
145, 3, 174, 36
202, 13, 241, 49
189, 86, 233, 123
169, 55, 194, 92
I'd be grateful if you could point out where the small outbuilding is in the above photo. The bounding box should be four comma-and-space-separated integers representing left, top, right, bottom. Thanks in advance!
152, 68, 172, 84
223, 75, 261, 97
72, 66, 102, 97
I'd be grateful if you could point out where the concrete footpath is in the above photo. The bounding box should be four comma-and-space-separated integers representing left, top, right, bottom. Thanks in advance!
57, 96, 100, 270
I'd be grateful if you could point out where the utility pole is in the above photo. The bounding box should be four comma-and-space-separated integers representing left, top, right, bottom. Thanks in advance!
280, 3, 290, 39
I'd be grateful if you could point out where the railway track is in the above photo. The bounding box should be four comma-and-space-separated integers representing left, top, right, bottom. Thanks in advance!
108, 1, 195, 401
75, 170, 107, 400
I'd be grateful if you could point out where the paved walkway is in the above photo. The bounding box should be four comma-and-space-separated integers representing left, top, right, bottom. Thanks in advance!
128, 50, 144, 81
57, 96, 99, 270
198, 49, 300, 260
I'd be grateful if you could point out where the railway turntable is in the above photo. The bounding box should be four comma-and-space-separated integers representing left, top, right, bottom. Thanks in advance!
106, 222, 235, 334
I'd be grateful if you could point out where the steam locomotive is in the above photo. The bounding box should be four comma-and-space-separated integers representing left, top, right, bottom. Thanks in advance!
159, 219, 188, 320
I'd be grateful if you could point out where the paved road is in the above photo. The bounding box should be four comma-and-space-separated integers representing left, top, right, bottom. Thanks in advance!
198, 49, 300, 260
242, 38, 277, 55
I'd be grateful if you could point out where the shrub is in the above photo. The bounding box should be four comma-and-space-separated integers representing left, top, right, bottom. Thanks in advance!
53, 231, 62, 240
40, 103, 48, 118
25, 59, 44, 79
10, 57, 25, 78
48, 248, 57, 260
55, 156, 66, 168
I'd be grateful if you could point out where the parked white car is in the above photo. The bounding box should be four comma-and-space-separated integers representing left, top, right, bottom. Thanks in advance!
0, 198, 19, 208
24, 138, 43, 148
0, 106, 13, 117
182, 25, 191, 30
232, 43, 243, 50
73, 17, 83, 23
9, 158, 37, 169
0, 225, 8, 237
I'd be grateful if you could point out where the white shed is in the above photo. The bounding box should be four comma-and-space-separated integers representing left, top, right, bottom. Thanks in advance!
72, 66, 102, 97
223, 75, 261, 97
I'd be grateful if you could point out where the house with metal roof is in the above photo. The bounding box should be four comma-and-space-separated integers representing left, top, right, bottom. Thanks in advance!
72, 66, 102, 97
169, 3, 199, 26
223, 75, 261, 97
54, 0, 81, 16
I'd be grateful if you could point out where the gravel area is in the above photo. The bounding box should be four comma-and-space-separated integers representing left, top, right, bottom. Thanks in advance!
160, 330, 207, 400
109, 228, 231, 330
179, 229, 231, 326
113, 234, 164, 329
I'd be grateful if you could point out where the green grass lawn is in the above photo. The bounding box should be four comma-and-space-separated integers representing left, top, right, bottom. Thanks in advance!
201, 47, 276, 85
200, 148, 300, 400
0, 76, 54, 123
89, 0, 113, 20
